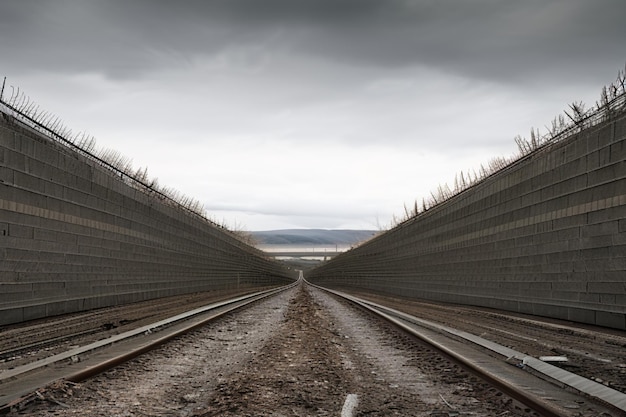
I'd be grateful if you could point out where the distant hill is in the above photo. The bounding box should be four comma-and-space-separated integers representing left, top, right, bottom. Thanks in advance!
251, 229, 378, 246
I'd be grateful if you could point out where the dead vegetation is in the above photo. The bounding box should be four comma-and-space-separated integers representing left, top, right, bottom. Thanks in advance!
0, 77, 252, 243
385, 64, 626, 229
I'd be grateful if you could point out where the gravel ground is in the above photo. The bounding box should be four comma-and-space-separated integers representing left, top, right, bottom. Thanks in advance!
7, 284, 546, 417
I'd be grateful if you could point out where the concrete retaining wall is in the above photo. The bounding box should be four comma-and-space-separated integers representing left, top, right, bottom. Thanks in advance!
0, 113, 293, 326
308, 111, 626, 330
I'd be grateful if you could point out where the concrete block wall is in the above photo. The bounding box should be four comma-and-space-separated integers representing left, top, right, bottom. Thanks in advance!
308, 112, 626, 330
0, 114, 293, 325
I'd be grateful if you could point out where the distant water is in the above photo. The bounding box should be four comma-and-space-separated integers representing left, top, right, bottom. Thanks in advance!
258, 244, 352, 253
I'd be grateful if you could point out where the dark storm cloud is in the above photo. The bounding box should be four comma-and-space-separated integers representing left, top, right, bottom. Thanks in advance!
2, 0, 625, 83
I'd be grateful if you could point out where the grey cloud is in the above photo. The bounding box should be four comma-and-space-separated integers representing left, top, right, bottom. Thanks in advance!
4, 0, 624, 230
2, 0, 625, 84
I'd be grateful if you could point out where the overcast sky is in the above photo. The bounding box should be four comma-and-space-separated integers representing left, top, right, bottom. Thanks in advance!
1, 1, 625, 231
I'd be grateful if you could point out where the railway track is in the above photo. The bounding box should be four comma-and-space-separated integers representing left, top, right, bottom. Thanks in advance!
343, 289, 626, 395
0, 286, 281, 370
1, 277, 624, 416
0, 283, 297, 413
310, 282, 626, 416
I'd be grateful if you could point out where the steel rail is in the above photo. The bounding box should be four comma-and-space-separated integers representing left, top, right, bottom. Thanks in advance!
306, 281, 580, 417
0, 281, 297, 413
350, 295, 626, 413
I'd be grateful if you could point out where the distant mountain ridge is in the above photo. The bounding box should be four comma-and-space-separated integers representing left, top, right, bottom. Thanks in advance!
251, 229, 378, 246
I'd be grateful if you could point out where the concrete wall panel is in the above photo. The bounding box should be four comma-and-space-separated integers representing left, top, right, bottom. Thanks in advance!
0, 116, 293, 325
309, 113, 626, 330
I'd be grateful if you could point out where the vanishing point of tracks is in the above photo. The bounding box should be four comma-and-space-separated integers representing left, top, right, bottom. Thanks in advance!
1, 278, 625, 416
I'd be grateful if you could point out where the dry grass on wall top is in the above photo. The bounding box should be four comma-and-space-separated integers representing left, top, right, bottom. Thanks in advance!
387, 65, 626, 230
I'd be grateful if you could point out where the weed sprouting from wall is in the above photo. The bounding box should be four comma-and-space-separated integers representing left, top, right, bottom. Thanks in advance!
0, 80, 253, 242
386, 65, 626, 230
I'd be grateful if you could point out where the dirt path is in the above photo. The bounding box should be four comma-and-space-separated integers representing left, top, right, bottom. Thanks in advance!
196, 284, 355, 416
